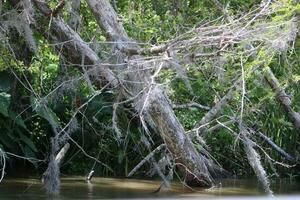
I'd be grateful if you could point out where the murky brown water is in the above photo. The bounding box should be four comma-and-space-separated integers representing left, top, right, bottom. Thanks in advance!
0, 177, 299, 199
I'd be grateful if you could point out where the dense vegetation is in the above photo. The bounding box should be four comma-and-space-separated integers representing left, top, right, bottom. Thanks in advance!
0, 0, 299, 195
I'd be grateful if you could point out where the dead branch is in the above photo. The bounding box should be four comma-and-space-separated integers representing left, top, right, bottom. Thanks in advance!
86, 170, 94, 181
253, 130, 296, 162
41, 142, 69, 194
127, 144, 166, 177
173, 102, 210, 111
55, 142, 70, 166
241, 132, 273, 195
86, 0, 130, 45
215, 120, 273, 194
194, 84, 236, 131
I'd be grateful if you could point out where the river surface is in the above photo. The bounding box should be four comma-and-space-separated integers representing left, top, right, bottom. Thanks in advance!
0, 177, 299, 199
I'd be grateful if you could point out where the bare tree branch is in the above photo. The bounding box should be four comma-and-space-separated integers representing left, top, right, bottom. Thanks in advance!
173, 102, 210, 111
127, 144, 166, 177
253, 130, 296, 162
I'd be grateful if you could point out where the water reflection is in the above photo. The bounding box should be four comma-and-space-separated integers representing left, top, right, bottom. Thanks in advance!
0, 177, 299, 199
87, 180, 94, 199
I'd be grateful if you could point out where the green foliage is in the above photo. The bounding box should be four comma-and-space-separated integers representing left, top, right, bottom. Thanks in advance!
0, 92, 10, 117
0, 69, 38, 160
32, 98, 61, 128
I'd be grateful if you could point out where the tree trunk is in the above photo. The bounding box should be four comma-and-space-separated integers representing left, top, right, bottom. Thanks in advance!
32, 0, 214, 187
142, 86, 212, 186
86, 0, 213, 186
264, 67, 300, 133
42, 142, 70, 195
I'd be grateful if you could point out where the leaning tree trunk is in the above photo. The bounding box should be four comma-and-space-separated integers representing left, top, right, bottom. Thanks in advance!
86, 0, 213, 186
264, 67, 300, 133
143, 87, 213, 186
33, 0, 213, 187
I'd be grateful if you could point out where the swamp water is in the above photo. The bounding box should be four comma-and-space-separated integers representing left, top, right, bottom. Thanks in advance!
0, 177, 299, 199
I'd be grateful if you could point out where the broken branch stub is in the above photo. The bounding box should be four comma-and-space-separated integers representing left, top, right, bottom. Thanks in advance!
42, 142, 70, 195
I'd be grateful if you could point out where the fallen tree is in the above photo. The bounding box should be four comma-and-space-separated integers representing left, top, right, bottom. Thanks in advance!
264, 67, 300, 133
1, 0, 299, 195
86, 0, 216, 186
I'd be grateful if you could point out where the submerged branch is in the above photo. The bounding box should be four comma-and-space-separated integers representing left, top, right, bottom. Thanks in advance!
242, 133, 273, 195
127, 144, 166, 177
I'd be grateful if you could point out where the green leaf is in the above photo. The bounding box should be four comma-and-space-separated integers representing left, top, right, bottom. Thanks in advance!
0, 71, 13, 92
18, 131, 38, 153
31, 97, 61, 129
0, 92, 11, 117
292, 75, 300, 82
0, 132, 15, 150
8, 111, 27, 129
